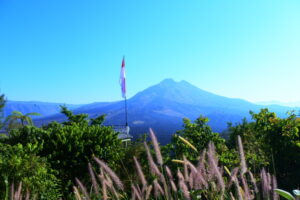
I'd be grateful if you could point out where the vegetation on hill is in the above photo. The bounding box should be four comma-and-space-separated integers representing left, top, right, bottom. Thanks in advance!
0, 93, 299, 199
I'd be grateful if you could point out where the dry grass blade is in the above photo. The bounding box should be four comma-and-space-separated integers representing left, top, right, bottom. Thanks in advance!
75, 178, 91, 200
247, 171, 258, 194
172, 159, 184, 164
234, 179, 243, 200
240, 174, 251, 200
227, 167, 239, 189
149, 128, 163, 165
145, 185, 153, 200
183, 156, 189, 182
177, 135, 198, 152
132, 184, 142, 200
93, 156, 124, 190
88, 162, 99, 195
73, 186, 82, 200
153, 179, 164, 197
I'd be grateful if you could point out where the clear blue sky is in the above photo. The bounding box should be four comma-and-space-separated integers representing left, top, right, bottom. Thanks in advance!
1, 0, 300, 104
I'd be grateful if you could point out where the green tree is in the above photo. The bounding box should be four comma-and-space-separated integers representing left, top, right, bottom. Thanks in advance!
4, 107, 124, 197
5, 111, 40, 130
227, 109, 300, 189
164, 116, 238, 167
0, 143, 61, 199
227, 118, 270, 173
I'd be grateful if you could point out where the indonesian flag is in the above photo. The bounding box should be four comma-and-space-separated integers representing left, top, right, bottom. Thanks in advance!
119, 57, 126, 98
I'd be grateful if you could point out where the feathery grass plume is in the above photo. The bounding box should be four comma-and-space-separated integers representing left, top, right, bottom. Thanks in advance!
144, 141, 162, 177
25, 189, 30, 200
272, 175, 279, 200
187, 160, 198, 174
133, 156, 147, 187
165, 166, 173, 180
227, 167, 239, 189
132, 184, 142, 200
267, 172, 272, 191
75, 178, 91, 200
196, 150, 208, 188
97, 170, 108, 200
178, 170, 190, 200
165, 166, 177, 192
93, 156, 124, 190
260, 168, 270, 199
247, 171, 258, 194
240, 173, 251, 200
100, 179, 108, 200
153, 179, 164, 197
177, 135, 198, 152
237, 135, 247, 175
170, 180, 178, 193
149, 128, 163, 165
88, 162, 99, 195
177, 169, 184, 182
73, 186, 82, 200
193, 169, 208, 190
103, 174, 120, 199
189, 171, 195, 189
145, 185, 153, 200
197, 149, 206, 171
234, 179, 243, 200
14, 181, 22, 200
179, 180, 191, 200
207, 142, 225, 191
10, 182, 14, 200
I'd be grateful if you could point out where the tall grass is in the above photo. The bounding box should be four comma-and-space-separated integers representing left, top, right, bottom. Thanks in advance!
74, 130, 279, 200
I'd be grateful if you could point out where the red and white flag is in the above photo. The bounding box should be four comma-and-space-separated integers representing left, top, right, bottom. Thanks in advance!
119, 57, 126, 98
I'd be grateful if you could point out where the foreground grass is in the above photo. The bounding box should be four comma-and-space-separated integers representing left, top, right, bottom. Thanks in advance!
73, 130, 280, 200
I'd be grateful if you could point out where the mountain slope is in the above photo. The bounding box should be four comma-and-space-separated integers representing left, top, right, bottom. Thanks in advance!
35, 79, 294, 143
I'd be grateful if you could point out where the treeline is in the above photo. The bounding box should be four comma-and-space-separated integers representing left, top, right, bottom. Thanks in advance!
0, 94, 299, 199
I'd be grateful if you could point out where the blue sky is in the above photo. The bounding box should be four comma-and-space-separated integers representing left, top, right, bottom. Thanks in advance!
0, 0, 300, 104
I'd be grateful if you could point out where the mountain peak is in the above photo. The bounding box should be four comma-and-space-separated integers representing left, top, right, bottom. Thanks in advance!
159, 78, 176, 85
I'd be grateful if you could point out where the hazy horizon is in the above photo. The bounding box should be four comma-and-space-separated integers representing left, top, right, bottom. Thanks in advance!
1, 1, 300, 104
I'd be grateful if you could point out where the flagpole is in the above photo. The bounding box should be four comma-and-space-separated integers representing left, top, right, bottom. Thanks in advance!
124, 95, 128, 126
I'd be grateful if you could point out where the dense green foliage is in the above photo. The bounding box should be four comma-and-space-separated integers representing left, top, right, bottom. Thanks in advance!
227, 109, 300, 189
163, 116, 238, 168
0, 106, 124, 198
0, 143, 61, 199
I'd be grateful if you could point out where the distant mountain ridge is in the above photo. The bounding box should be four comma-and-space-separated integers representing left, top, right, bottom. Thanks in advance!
5, 79, 298, 143
4, 101, 80, 118
256, 100, 300, 108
